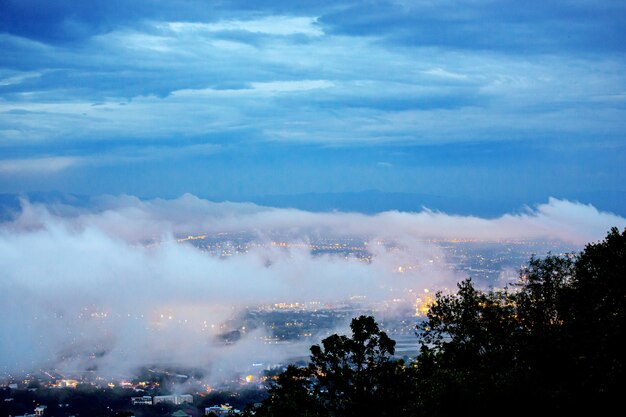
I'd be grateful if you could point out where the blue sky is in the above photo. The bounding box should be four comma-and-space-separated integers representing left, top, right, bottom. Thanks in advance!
1, 0, 625, 214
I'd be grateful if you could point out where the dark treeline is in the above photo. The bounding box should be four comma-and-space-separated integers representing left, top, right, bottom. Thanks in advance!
250, 228, 626, 416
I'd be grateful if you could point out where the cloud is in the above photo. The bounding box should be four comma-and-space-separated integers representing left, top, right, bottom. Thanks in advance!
0, 70, 42, 86
422, 68, 469, 80
0, 156, 79, 174
1, 194, 623, 379
319, 0, 626, 54
0, 143, 222, 177
0, 0, 212, 44
2, 1, 625, 151
0, 194, 461, 379
8, 194, 621, 247
166, 16, 324, 37
0, 222, 397, 376
0, 0, 340, 45
250, 79, 334, 93
5, 1, 624, 54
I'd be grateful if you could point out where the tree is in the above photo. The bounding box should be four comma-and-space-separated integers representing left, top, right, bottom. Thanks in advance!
254, 365, 323, 417
415, 279, 522, 414
414, 228, 626, 414
309, 315, 407, 417
567, 227, 626, 401
255, 316, 412, 417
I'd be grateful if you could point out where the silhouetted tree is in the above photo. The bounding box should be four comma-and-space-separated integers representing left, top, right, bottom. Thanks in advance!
254, 365, 323, 417
415, 279, 522, 414
414, 228, 626, 414
308, 315, 409, 417
566, 227, 626, 404
255, 316, 412, 417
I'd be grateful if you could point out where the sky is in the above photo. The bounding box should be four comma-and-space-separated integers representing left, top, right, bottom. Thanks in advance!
2, 1, 626, 380
0, 0, 625, 214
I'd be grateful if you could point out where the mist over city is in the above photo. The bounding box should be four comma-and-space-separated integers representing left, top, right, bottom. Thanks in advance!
1, 195, 622, 379
1, 1, 625, 416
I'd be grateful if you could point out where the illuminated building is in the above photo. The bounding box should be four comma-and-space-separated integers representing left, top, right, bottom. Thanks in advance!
131, 396, 153, 405
153, 394, 193, 405
205, 404, 241, 416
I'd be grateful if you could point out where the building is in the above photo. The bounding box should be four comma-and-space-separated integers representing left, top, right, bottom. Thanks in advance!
205, 404, 241, 416
131, 396, 153, 405
35, 406, 47, 416
56, 379, 78, 388
153, 394, 193, 406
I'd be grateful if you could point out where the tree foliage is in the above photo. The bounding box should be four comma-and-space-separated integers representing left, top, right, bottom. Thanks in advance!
254, 228, 626, 416
254, 316, 411, 417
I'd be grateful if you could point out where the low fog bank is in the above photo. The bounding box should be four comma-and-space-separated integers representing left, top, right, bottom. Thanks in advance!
1, 194, 623, 383
7, 193, 622, 244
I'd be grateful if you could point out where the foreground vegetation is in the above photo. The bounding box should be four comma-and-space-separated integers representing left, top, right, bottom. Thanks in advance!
252, 228, 626, 416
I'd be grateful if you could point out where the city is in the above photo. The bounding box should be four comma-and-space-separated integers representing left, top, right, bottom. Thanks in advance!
1, 231, 577, 416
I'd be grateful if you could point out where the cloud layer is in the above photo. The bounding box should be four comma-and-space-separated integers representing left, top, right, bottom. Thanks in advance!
1, 195, 624, 379
1, 1, 625, 174
13, 193, 623, 245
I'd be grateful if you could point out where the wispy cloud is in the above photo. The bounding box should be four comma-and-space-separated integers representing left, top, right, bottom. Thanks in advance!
166, 16, 324, 37
0, 71, 42, 86
250, 79, 334, 93
0, 156, 79, 174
